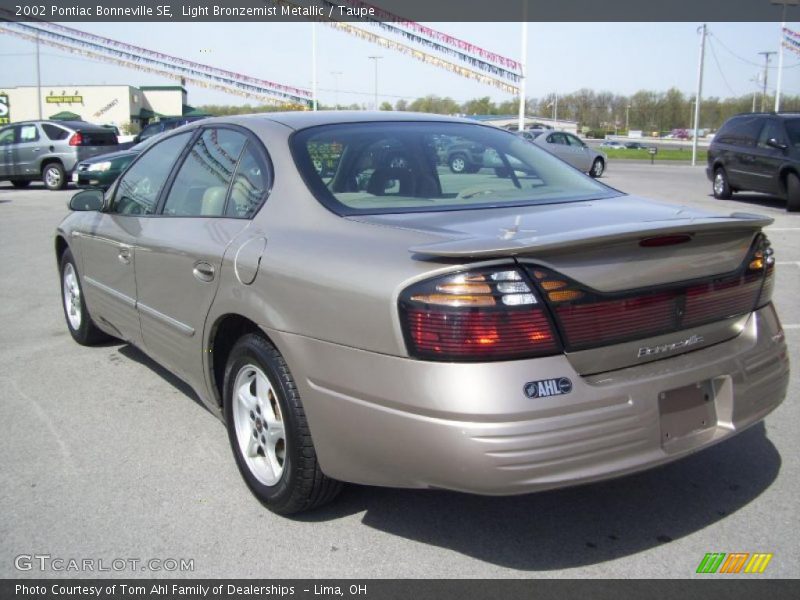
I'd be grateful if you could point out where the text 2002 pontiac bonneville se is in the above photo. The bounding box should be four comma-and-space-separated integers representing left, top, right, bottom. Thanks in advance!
56, 112, 789, 514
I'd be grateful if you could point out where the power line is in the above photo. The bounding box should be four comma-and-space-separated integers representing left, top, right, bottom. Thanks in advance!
706, 36, 739, 96
710, 31, 800, 68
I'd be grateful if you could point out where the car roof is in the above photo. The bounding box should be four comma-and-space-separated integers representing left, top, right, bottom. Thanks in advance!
209, 110, 477, 131
13, 120, 111, 132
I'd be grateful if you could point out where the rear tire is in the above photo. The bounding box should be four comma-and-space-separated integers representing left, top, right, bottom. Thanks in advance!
589, 158, 605, 178
713, 167, 732, 199
60, 249, 110, 345
43, 162, 67, 191
11, 179, 31, 189
786, 172, 800, 212
223, 333, 342, 515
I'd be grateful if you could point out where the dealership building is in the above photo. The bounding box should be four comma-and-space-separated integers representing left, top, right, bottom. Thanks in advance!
0, 84, 203, 128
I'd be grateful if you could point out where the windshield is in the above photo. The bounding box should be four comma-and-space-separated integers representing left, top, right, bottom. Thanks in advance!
291, 121, 618, 215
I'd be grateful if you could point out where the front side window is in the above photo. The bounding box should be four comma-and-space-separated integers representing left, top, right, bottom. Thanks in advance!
757, 120, 784, 149
111, 132, 191, 216
0, 127, 14, 145
783, 119, 800, 148
163, 129, 248, 217
566, 134, 585, 147
292, 122, 616, 215
547, 132, 568, 145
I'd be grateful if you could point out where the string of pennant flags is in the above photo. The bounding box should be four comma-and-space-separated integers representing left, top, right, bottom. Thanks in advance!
0, 24, 307, 106
0, 1, 522, 100
783, 27, 800, 56
340, 0, 522, 71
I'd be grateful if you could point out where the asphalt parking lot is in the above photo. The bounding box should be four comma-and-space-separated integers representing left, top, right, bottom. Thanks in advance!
0, 161, 798, 579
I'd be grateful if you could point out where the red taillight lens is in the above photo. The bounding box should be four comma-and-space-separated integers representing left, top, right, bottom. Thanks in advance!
399, 267, 560, 361
68, 132, 83, 146
525, 234, 776, 352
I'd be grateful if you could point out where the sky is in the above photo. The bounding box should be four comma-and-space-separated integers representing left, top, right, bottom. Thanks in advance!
1, 21, 800, 108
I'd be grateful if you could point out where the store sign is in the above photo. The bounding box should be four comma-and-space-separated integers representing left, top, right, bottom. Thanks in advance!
0, 93, 9, 124
46, 91, 83, 105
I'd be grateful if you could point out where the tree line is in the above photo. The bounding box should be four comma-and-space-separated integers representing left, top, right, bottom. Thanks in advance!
199, 87, 800, 133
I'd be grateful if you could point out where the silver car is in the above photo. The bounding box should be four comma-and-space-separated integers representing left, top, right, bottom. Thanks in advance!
0, 120, 119, 190
56, 112, 789, 514
531, 130, 607, 177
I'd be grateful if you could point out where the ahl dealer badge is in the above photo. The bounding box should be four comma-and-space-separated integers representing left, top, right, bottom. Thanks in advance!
524, 377, 573, 399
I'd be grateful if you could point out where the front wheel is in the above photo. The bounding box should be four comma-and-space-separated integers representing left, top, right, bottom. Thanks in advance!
223, 333, 341, 514
713, 167, 732, 199
785, 172, 800, 212
449, 153, 468, 174
60, 249, 110, 345
43, 163, 67, 191
589, 158, 605, 178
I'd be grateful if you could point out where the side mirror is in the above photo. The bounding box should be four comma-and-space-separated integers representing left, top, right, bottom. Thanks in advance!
69, 189, 104, 212
766, 138, 788, 151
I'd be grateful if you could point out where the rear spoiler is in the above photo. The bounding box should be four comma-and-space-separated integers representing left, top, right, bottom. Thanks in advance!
408, 212, 774, 259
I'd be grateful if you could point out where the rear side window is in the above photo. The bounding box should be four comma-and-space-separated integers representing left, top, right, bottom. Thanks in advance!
112, 132, 192, 216
227, 142, 270, 218
42, 124, 69, 141
19, 124, 39, 142
716, 116, 763, 147
163, 128, 247, 217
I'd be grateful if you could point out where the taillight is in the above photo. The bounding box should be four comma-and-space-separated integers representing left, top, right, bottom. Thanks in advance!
399, 267, 560, 361
525, 234, 776, 352
68, 132, 83, 146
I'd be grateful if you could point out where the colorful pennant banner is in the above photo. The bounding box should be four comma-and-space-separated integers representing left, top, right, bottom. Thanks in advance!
0, 25, 307, 107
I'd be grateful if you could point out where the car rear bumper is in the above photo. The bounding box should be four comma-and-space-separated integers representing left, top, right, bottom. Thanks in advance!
273, 304, 789, 495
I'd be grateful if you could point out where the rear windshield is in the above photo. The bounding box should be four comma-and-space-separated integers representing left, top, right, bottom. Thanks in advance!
291, 121, 617, 215
79, 130, 118, 146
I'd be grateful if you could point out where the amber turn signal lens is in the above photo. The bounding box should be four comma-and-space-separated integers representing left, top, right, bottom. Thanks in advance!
547, 289, 584, 302
410, 294, 497, 307
540, 280, 567, 291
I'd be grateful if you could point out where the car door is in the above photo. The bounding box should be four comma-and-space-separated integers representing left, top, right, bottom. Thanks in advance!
134, 126, 270, 386
77, 131, 193, 346
565, 133, 593, 171
12, 123, 44, 178
751, 119, 786, 195
722, 115, 764, 191
0, 125, 15, 178
541, 132, 573, 165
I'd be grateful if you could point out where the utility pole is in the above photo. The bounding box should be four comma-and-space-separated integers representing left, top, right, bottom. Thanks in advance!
368, 56, 382, 110
772, 1, 800, 112
517, 19, 528, 131
625, 104, 631, 132
311, 21, 317, 111
692, 24, 707, 167
758, 51, 776, 111
330, 71, 342, 110
35, 31, 42, 120
553, 92, 558, 127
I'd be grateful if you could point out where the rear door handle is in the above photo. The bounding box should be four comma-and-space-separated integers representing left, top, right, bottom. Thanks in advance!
118, 247, 131, 265
193, 262, 215, 282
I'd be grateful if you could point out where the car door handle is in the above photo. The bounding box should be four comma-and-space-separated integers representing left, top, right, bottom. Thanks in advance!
193, 262, 215, 282
32, 147, 41, 152
118, 248, 131, 265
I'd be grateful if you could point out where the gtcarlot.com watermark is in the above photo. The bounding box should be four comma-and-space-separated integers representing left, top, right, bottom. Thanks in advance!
14, 554, 195, 573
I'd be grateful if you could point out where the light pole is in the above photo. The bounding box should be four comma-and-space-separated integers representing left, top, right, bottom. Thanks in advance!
35, 31, 42, 120
625, 105, 631, 133
368, 56, 382, 110
771, 0, 800, 112
330, 71, 342, 110
692, 24, 707, 167
758, 51, 777, 111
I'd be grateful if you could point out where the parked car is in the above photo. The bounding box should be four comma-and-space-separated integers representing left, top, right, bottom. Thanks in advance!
533, 130, 607, 177
0, 120, 118, 190
72, 135, 163, 191
707, 112, 800, 212
56, 112, 788, 514
600, 140, 625, 149
625, 142, 650, 150
133, 116, 208, 144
